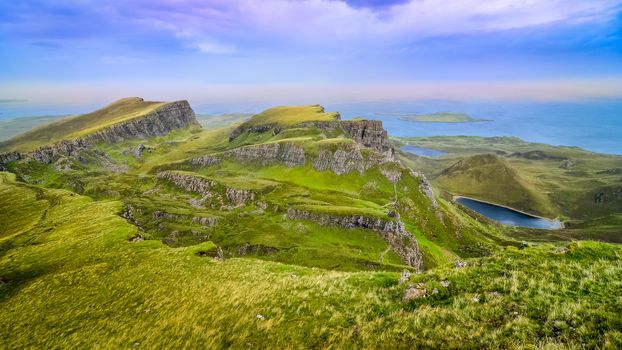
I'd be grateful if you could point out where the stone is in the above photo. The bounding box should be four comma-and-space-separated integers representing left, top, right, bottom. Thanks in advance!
402, 284, 427, 302
454, 260, 468, 269
398, 271, 411, 284
440, 280, 450, 288
132, 144, 150, 158
129, 233, 145, 242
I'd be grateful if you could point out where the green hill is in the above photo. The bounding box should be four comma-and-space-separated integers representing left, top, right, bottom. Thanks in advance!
243, 105, 339, 127
0, 97, 167, 153
436, 154, 557, 218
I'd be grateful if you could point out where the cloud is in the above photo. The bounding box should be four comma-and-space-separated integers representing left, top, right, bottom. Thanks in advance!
2, 0, 621, 53
125, 0, 622, 44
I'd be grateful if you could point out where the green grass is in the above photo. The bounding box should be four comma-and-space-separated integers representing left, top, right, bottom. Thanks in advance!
243, 105, 340, 127
0, 97, 168, 152
2, 173, 621, 348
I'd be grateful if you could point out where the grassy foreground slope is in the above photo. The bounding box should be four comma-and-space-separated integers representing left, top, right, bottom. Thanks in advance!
0, 97, 166, 153
1, 172, 622, 348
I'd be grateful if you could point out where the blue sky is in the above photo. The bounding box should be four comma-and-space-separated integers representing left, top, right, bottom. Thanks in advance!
1, 0, 621, 104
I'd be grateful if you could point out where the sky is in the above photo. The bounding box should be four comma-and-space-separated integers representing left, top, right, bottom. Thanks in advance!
1, 0, 621, 105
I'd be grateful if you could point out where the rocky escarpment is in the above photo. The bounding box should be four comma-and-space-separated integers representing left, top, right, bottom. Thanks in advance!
87, 101, 199, 143
286, 208, 423, 271
225, 142, 305, 167
312, 144, 390, 175
157, 171, 255, 208
229, 116, 395, 160
6, 100, 199, 165
190, 141, 391, 176
340, 120, 395, 158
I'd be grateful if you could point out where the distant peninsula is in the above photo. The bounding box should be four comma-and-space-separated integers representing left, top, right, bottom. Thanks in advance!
399, 112, 492, 123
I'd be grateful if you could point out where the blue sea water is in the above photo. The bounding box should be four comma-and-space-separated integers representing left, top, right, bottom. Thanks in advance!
327, 99, 622, 155
401, 145, 447, 157
455, 197, 562, 230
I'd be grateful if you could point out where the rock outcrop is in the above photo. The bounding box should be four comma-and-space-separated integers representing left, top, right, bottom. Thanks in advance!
189, 155, 221, 167
286, 208, 423, 271
340, 120, 395, 157
0, 151, 21, 170
225, 142, 305, 167
157, 171, 218, 196
157, 171, 256, 208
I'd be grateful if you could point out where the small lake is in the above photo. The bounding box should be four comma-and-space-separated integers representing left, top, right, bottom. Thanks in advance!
456, 197, 562, 230
401, 145, 447, 157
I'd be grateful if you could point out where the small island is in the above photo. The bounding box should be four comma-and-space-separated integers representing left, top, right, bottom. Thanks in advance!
399, 112, 492, 123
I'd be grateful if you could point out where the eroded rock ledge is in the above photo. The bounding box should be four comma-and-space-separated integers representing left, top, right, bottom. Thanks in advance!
286, 208, 423, 271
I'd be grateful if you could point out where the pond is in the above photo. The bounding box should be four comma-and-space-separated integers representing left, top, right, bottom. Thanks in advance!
401, 145, 447, 157
455, 196, 563, 230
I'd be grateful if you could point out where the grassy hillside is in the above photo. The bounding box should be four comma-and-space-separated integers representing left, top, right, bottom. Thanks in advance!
0, 97, 167, 152
1, 172, 621, 348
242, 105, 339, 127
437, 154, 557, 218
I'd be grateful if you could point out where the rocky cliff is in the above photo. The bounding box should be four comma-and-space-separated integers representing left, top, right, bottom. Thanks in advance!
225, 142, 306, 167
157, 171, 256, 208
228, 113, 395, 161
3, 100, 198, 166
286, 208, 423, 271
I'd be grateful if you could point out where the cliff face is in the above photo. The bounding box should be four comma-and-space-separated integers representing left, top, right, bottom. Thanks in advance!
86, 101, 198, 143
2, 100, 199, 166
157, 171, 255, 208
340, 120, 395, 158
286, 208, 423, 271
225, 142, 305, 167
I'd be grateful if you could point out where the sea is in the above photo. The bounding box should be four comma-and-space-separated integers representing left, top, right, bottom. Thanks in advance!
1, 99, 621, 155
